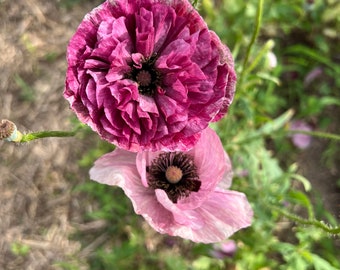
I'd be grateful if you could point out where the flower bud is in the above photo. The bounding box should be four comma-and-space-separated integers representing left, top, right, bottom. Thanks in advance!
0, 119, 23, 142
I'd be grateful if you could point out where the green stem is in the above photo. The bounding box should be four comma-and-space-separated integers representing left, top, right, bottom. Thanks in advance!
270, 205, 340, 235
239, 0, 264, 85
20, 130, 78, 142
289, 129, 340, 141
191, 0, 200, 8
231, 128, 340, 147
244, 39, 274, 75
238, 0, 264, 87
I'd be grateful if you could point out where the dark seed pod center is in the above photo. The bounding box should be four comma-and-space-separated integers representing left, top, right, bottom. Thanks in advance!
126, 54, 162, 96
147, 152, 201, 203
136, 70, 152, 86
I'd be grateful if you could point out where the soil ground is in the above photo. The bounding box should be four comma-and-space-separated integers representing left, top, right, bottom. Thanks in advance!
0, 0, 339, 269
0, 1, 102, 269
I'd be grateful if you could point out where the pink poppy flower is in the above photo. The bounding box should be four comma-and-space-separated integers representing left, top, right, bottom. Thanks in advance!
64, 0, 236, 152
90, 128, 252, 243
290, 120, 312, 149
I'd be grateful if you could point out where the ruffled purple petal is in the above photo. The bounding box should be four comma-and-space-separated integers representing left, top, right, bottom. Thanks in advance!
65, 0, 236, 151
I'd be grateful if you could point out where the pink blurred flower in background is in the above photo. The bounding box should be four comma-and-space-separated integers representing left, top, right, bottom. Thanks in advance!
289, 120, 313, 149
303, 67, 323, 87
90, 128, 252, 243
64, 0, 236, 152
210, 240, 238, 259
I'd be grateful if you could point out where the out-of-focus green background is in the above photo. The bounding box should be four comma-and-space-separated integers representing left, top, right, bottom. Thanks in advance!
0, 0, 339, 269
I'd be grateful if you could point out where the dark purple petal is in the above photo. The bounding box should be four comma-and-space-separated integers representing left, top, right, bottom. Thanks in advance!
64, 0, 236, 151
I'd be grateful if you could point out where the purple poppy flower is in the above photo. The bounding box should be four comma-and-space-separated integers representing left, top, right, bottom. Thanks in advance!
290, 120, 312, 149
64, 0, 236, 151
90, 128, 252, 243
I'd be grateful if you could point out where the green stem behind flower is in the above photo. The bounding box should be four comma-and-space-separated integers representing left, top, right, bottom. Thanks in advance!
232, 129, 340, 147
191, 0, 200, 9
238, 0, 264, 87
288, 130, 340, 141
229, 108, 340, 147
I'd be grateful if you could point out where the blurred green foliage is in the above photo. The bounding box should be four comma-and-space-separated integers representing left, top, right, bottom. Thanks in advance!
10, 242, 30, 257
14, 74, 36, 102
67, 0, 340, 269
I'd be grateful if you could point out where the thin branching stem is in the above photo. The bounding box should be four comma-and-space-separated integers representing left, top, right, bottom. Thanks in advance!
239, 0, 264, 87
231, 128, 340, 147
289, 130, 340, 141
270, 205, 340, 235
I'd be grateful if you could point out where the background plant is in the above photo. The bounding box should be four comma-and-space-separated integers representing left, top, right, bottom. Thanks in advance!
1, 0, 339, 269
67, 0, 340, 269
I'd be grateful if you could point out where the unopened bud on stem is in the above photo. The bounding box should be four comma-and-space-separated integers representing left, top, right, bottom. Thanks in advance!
0, 119, 23, 142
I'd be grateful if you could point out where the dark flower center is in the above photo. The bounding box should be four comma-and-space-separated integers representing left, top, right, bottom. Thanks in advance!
127, 54, 161, 96
147, 152, 201, 203
136, 70, 152, 87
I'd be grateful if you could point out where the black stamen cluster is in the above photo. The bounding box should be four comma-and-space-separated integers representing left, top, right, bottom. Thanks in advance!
147, 152, 201, 203
126, 54, 162, 96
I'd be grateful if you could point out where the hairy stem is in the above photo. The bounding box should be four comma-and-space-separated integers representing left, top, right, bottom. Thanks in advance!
289, 129, 340, 141
239, 0, 264, 86
270, 205, 340, 235
20, 130, 78, 142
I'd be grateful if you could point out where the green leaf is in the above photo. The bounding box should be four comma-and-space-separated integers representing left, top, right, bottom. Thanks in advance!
285, 45, 339, 72
257, 109, 294, 135
256, 72, 281, 85
288, 190, 314, 218
164, 256, 188, 270
311, 253, 339, 270
291, 174, 312, 192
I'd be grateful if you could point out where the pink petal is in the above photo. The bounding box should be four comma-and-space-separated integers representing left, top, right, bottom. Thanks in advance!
216, 152, 233, 190
155, 190, 205, 230
90, 131, 252, 243
180, 189, 253, 243
89, 148, 138, 187
147, 189, 252, 243
189, 128, 229, 191
136, 150, 161, 187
